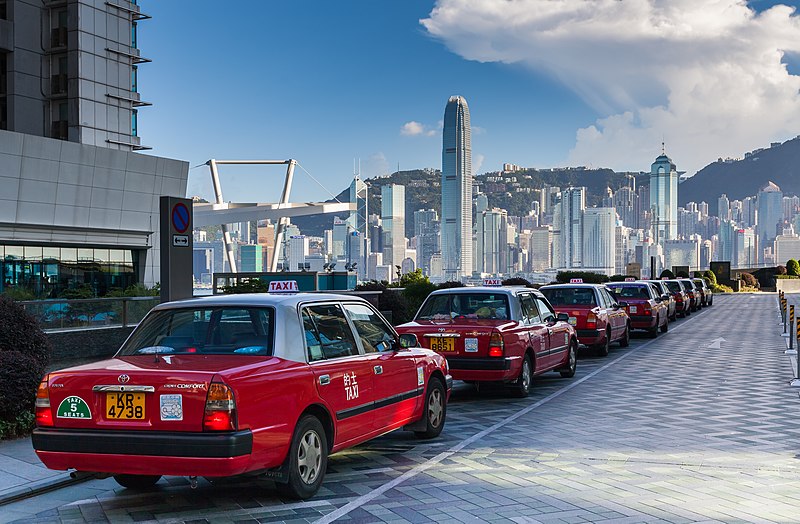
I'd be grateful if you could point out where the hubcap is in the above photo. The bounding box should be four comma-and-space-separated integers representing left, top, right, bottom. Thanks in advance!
427, 388, 443, 428
522, 360, 531, 390
569, 345, 576, 370
297, 430, 322, 484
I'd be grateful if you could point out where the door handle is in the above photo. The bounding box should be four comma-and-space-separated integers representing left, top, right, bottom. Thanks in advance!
319, 375, 330, 386
374, 365, 383, 375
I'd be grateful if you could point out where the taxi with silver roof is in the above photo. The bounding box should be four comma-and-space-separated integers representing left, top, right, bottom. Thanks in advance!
32, 282, 451, 500
395, 282, 577, 397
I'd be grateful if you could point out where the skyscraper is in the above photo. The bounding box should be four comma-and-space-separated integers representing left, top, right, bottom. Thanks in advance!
441, 95, 473, 280
583, 207, 616, 275
757, 181, 783, 262
649, 148, 679, 244
414, 209, 439, 276
381, 184, 406, 273
556, 187, 586, 269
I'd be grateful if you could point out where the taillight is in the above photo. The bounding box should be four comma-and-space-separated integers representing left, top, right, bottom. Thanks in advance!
586, 312, 597, 327
488, 332, 504, 357
675, 294, 683, 302
643, 303, 652, 316
35, 376, 53, 427
203, 382, 237, 431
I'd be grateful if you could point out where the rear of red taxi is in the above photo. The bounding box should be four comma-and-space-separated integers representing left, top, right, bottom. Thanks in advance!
539, 285, 604, 346
606, 284, 658, 332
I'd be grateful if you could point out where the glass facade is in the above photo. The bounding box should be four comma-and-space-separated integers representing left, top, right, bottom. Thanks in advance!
1, 245, 138, 298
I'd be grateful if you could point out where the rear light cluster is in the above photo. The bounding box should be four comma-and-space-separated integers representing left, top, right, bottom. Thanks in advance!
35, 377, 53, 427
488, 332, 504, 357
586, 312, 597, 328
203, 381, 237, 431
643, 304, 652, 316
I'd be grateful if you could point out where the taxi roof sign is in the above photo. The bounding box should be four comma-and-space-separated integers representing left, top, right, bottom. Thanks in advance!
569, 278, 583, 283
483, 278, 502, 287
624, 277, 636, 282
268, 280, 299, 293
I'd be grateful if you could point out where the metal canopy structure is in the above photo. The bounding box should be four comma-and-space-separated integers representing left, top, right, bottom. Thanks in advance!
196, 159, 355, 273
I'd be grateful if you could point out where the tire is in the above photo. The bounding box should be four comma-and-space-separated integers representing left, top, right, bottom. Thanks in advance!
510, 354, 533, 398
560, 340, 577, 378
113, 474, 161, 490
594, 329, 610, 357
277, 415, 328, 500
414, 378, 446, 439
618, 324, 630, 347
648, 325, 659, 338
660, 316, 669, 333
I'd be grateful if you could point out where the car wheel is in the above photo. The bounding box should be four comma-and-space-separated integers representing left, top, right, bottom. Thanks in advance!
619, 324, 630, 347
594, 329, 610, 357
560, 340, 577, 378
113, 474, 161, 490
510, 354, 533, 398
660, 316, 669, 333
414, 378, 446, 439
277, 415, 328, 500
648, 324, 659, 338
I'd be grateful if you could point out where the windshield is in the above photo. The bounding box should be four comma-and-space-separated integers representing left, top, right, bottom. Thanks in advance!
608, 285, 650, 299
680, 280, 696, 291
541, 288, 597, 306
664, 281, 682, 293
416, 293, 510, 321
118, 307, 274, 356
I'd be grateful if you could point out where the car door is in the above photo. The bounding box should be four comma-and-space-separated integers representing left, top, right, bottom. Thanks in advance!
601, 288, 624, 339
536, 296, 569, 370
303, 303, 376, 446
519, 293, 548, 367
342, 302, 420, 431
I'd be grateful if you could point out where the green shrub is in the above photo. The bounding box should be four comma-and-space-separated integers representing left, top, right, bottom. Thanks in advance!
609, 274, 637, 282
676, 271, 690, 278
0, 412, 35, 440
711, 284, 733, 293
740, 273, 759, 288
704, 270, 717, 286
219, 278, 269, 294
775, 275, 800, 279
776, 265, 788, 275
660, 269, 675, 279
502, 277, 533, 287
556, 271, 609, 284
436, 281, 466, 290
787, 259, 800, 277
0, 297, 51, 435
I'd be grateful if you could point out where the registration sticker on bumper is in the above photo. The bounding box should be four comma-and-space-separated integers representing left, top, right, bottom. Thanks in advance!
629, 306, 638, 314
464, 338, 479, 352
160, 394, 183, 421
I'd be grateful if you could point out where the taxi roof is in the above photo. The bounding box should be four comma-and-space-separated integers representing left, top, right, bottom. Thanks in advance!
540, 283, 606, 289
152, 292, 368, 311
428, 285, 542, 297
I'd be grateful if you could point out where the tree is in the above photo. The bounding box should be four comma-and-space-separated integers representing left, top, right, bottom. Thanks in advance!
659, 269, 675, 279
787, 259, 800, 277
502, 277, 532, 287
676, 270, 690, 278
703, 270, 717, 286
220, 278, 268, 294
776, 265, 788, 275
556, 271, 609, 284
436, 281, 466, 290
740, 272, 758, 288
399, 270, 436, 316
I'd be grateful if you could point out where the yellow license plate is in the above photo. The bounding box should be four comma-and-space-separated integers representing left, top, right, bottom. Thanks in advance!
106, 392, 146, 420
430, 337, 456, 352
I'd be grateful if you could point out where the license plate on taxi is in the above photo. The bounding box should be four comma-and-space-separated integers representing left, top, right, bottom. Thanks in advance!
106, 392, 145, 420
568, 317, 577, 326
430, 337, 456, 352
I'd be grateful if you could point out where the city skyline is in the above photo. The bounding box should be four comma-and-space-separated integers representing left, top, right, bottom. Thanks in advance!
136, 1, 800, 205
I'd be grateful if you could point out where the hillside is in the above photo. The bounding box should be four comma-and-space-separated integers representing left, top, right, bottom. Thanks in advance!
292, 167, 648, 238
679, 137, 800, 205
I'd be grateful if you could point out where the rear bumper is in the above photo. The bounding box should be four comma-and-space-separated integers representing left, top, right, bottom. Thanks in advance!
446, 356, 516, 382
576, 329, 603, 345
629, 316, 657, 329
33, 428, 254, 477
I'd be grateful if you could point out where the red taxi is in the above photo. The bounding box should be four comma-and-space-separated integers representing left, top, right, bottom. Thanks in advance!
662, 279, 690, 317
32, 290, 451, 499
678, 279, 699, 311
396, 286, 577, 397
539, 282, 630, 357
606, 282, 669, 337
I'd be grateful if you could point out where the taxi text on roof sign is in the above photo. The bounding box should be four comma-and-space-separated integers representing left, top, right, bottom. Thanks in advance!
570, 278, 583, 283
483, 278, 502, 287
625, 277, 636, 282
268, 280, 299, 293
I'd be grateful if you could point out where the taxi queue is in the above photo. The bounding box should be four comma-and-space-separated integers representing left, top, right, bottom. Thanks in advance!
31, 277, 710, 500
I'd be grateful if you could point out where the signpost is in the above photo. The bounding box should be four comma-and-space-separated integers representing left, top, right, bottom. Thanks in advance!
160, 196, 194, 303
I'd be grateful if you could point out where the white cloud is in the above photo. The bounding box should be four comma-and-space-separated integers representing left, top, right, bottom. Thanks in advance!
422, 1, 800, 175
362, 152, 391, 178
401, 121, 438, 137
473, 153, 485, 174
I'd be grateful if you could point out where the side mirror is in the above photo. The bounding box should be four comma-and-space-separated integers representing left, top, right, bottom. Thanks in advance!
612, 303, 621, 310
398, 333, 418, 349
662, 294, 671, 301
556, 312, 569, 323
618, 301, 629, 308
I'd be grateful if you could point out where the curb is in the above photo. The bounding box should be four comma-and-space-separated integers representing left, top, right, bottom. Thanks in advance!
0, 471, 94, 507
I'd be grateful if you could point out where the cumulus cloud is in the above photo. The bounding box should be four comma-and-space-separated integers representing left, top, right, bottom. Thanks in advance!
422, 0, 800, 175
401, 121, 437, 136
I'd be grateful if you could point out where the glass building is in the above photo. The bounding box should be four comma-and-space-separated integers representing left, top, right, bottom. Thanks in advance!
1, 245, 137, 298
649, 150, 679, 244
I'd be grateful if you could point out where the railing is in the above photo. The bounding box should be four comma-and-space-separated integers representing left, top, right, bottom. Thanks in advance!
19, 297, 159, 331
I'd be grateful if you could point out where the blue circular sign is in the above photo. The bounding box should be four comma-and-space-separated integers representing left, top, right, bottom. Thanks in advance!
171, 202, 190, 233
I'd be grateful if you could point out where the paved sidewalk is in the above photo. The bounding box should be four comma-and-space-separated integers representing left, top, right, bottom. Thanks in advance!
0, 436, 76, 506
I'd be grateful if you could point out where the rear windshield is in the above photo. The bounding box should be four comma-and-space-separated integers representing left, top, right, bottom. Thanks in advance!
663, 281, 683, 293
118, 307, 274, 356
680, 280, 696, 291
416, 293, 510, 321
607, 285, 651, 299
540, 288, 597, 306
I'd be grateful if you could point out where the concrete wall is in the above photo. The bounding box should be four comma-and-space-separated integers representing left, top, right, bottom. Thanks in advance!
777, 279, 800, 293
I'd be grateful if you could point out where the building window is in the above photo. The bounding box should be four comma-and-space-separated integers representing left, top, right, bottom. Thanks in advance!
51, 54, 68, 95
0, 52, 6, 130
51, 101, 68, 140
131, 65, 138, 92
131, 22, 137, 48
131, 108, 138, 136
50, 9, 68, 48
0, 1, 7, 20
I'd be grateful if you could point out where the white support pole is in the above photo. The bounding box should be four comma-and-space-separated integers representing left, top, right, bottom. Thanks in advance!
270, 159, 296, 272
209, 159, 238, 274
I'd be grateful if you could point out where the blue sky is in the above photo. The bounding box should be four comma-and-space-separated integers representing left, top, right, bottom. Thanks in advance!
138, 1, 800, 204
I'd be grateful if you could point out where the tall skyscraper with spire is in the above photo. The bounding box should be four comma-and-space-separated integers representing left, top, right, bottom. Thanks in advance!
649, 144, 679, 245
441, 95, 473, 280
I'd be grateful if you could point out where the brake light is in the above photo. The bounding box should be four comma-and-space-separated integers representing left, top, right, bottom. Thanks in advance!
203, 382, 237, 431
488, 332, 504, 357
35, 377, 53, 427
675, 294, 683, 302
643, 304, 652, 316
586, 312, 597, 327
